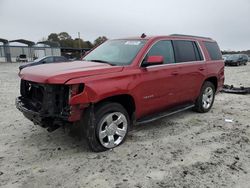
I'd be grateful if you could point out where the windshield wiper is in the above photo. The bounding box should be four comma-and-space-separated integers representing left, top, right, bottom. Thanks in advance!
88, 59, 115, 66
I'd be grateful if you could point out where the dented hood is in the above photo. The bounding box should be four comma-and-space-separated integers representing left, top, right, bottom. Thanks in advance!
19, 61, 124, 84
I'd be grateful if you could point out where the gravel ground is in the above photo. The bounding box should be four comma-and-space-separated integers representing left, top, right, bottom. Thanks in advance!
0, 63, 250, 188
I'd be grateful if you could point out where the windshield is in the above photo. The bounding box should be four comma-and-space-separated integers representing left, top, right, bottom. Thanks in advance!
83, 39, 146, 65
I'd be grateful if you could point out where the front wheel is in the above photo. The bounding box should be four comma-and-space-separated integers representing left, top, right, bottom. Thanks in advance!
194, 81, 215, 113
83, 102, 130, 152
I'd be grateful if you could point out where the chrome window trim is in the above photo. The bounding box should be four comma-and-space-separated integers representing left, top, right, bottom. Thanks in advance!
139, 39, 206, 68
146, 60, 205, 69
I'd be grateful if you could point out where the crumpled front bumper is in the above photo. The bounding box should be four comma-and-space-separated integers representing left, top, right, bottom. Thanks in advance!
15, 97, 68, 127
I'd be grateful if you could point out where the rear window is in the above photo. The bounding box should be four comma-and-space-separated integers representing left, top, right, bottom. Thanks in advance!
19, 54, 27, 58
204, 42, 222, 60
173, 40, 203, 63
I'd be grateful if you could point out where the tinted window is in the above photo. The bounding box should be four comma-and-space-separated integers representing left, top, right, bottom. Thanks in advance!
173, 40, 202, 63
43, 57, 54, 63
146, 40, 175, 64
204, 42, 222, 60
55, 57, 66, 62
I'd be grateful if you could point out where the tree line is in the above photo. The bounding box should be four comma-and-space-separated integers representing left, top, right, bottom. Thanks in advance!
44, 32, 108, 49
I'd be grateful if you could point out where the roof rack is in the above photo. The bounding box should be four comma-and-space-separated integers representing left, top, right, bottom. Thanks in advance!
170, 34, 212, 40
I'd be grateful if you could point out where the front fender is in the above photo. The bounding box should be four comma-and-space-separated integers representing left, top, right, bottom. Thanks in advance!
66, 75, 134, 105
68, 85, 98, 105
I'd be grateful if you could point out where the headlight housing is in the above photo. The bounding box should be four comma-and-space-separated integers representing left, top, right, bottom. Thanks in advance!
69, 83, 84, 100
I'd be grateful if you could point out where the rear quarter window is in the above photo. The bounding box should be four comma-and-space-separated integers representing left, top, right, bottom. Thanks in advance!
204, 41, 222, 60
55, 57, 66, 62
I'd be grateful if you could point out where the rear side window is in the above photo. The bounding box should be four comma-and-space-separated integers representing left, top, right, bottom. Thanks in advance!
204, 42, 222, 60
44, 57, 54, 63
55, 57, 66, 62
146, 40, 175, 64
173, 40, 203, 63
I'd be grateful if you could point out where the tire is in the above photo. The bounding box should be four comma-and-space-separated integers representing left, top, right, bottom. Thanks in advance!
83, 102, 130, 152
194, 81, 215, 113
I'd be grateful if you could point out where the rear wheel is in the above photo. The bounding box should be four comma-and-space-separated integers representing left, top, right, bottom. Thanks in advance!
83, 102, 130, 152
194, 81, 215, 113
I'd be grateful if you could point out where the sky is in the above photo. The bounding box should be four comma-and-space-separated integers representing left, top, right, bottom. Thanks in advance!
0, 0, 250, 50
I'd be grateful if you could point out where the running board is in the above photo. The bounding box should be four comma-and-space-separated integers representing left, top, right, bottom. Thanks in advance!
136, 104, 195, 125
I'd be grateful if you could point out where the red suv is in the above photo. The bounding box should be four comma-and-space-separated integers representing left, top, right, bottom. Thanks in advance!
16, 34, 224, 152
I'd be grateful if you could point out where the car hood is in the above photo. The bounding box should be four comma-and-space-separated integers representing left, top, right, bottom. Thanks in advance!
19, 61, 124, 84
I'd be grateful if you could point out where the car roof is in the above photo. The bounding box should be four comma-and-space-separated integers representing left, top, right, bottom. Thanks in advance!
118, 34, 215, 42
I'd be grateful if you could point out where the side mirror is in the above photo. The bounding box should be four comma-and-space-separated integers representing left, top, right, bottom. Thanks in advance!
142, 56, 164, 67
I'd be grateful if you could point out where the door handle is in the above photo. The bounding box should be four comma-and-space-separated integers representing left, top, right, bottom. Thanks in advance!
199, 67, 205, 71
171, 71, 179, 76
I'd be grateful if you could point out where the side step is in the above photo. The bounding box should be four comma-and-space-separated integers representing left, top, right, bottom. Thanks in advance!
136, 104, 195, 125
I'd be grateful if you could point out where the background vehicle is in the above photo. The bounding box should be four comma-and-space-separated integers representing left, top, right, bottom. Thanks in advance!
222, 54, 230, 62
16, 34, 224, 152
19, 56, 69, 70
16, 54, 28, 62
224, 54, 248, 66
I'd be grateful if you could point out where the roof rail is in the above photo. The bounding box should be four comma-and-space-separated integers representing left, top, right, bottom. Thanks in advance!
170, 34, 212, 40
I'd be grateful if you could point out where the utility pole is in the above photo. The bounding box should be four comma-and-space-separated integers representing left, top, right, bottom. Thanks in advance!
78, 32, 81, 48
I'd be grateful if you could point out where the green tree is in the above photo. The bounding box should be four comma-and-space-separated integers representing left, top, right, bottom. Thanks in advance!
94, 36, 108, 46
58, 32, 72, 41
46, 32, 94, 49
84, 41, 94, 48
48, 33, 59, 42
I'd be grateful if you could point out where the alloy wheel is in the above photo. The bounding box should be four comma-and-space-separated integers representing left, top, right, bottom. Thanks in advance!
98, 112, 128, 148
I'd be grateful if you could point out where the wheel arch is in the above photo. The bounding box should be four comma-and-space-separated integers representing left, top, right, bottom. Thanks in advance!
94, 94, 136, 121
204, 76, 218, 92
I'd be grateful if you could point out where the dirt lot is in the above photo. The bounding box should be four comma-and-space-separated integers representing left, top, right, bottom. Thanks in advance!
0, 63, 250, 188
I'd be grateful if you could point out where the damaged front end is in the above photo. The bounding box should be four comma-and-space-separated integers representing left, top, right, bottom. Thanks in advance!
15, 79, 81, 131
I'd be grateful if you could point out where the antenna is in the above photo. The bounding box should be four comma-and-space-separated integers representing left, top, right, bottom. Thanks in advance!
141, 33, 146, 38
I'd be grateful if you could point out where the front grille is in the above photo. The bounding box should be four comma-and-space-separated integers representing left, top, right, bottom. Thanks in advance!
20, 79, 69, 117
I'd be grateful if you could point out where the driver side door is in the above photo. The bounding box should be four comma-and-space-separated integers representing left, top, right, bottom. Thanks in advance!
135, 40, 180, 117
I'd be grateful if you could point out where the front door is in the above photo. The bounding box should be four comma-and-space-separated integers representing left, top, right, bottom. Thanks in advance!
135, 40, 180, 118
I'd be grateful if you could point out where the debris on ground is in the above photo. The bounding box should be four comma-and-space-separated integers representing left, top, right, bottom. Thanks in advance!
222, 85, 250, 94
225, 119, 233, 123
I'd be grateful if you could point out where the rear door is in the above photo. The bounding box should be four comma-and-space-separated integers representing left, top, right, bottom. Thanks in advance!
172, 40, 206, 103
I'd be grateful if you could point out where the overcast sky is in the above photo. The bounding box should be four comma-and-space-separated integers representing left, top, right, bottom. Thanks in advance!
1, 0, 250, 50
